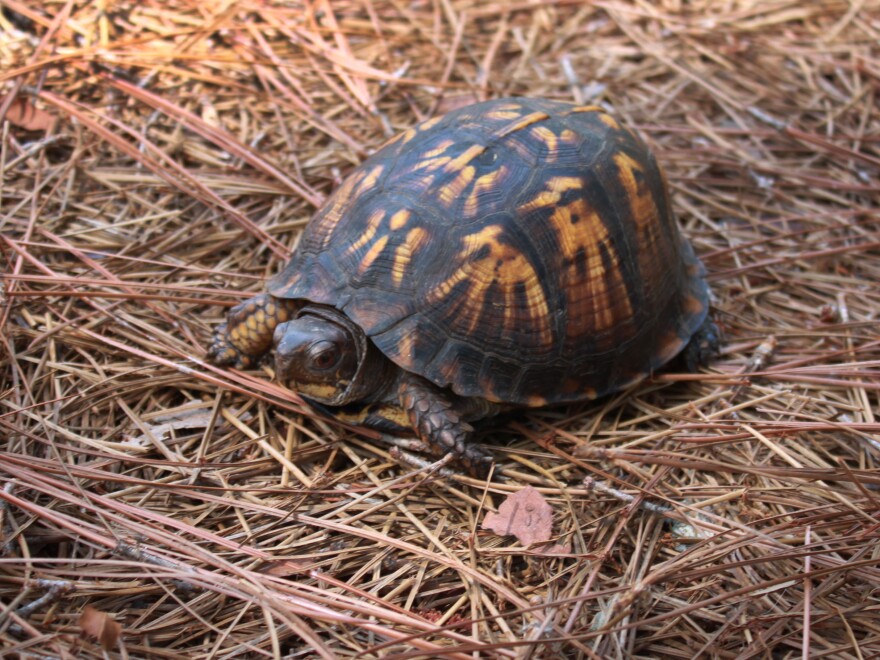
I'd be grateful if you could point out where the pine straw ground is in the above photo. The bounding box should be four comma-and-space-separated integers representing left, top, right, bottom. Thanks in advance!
1, 1, 879, 658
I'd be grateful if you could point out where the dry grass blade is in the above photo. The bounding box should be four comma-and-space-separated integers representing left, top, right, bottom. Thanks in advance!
1, 0, 879, 657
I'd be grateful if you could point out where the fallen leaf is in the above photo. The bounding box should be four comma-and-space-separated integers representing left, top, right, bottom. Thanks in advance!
2, 96, 57, 132
79, 605, 121, 651
482, 486, 554, 547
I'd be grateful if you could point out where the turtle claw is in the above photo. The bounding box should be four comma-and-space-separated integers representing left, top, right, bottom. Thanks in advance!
398, 373, 494, 476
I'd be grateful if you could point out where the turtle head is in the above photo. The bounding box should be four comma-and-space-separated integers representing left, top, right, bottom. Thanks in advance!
274, 306, 387, 406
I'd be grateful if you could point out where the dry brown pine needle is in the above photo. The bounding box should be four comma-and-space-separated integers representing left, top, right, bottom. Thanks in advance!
1, 1, 879, 658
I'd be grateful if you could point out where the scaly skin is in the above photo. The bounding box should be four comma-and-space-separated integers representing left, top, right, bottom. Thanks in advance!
207, 294, 299, 368
398, 372, 493, 474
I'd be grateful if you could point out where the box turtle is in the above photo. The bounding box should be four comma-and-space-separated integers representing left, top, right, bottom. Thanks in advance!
208, 98, 718, 472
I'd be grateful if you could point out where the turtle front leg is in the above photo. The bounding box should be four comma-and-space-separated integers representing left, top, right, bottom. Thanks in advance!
398, 373, 493, 474
207, 294, 298, 368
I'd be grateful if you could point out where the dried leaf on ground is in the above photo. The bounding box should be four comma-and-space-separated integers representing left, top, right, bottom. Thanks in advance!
1, 96, 57, 132
483, 486, 555, 547
79, 606, 121, 651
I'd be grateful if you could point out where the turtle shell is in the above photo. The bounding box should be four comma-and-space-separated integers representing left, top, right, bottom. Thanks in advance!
269, 98, 710, 406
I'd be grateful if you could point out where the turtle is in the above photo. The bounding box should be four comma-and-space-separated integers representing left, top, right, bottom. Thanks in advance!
207, 97, 719, 472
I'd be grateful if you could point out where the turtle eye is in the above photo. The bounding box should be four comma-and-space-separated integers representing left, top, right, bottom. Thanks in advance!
308, 341, 340, 371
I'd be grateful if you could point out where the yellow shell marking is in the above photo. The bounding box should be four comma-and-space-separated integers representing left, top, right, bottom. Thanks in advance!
313, 170, 366, 247
359, 234, 389, 273
431, 224, 551, 340
422, 139, 456, 159
444, 144, 487, 172
393, 325, 417, 368
571, 105, 604, 114
613, 151, 666, 279
439, 165, 475, 207
413, 143, 485, 177
552, 199, 633, 335
613, 151, 641, 198
389, 209, 411, 231
599, 113, 621, 130
397, 128, 417, 145
354, 164, 385, 197
417, 116, 443, 132
613, 151, 657, 230
530, 126, 559, 162
412, 155, 452, 173
464, 165, 507, 217
552, 176, 584, 191
390, 227, 428, 286
378, 132, 405, 149
382, 128, 417, 150
493, 102, 526, 112
496, 111, 551, 138
559, 128, 580, 145
486, 109, 526, 120
345, 208, 385, 256
517, 176, 583, 213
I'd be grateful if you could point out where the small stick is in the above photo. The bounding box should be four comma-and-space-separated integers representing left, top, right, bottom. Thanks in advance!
582, 476, 672, 516
724, 335, 778, 407
114, 542, 198, 593
15, 579, 74, 619
5, 579, 75, 636
387, 447, 457, 479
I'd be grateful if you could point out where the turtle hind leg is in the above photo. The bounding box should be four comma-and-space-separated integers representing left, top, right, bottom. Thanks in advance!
207, 294, 297, 368
398, 373, 493, 475
681, 317, 721, 372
